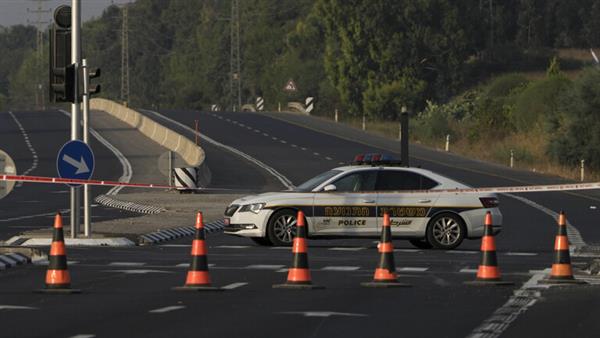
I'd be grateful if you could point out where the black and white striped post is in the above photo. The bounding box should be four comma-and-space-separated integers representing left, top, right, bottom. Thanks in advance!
305, 97, 314, 114
256, 97, 264, 111
210, 104, 221, 112
173, 167, 198, 192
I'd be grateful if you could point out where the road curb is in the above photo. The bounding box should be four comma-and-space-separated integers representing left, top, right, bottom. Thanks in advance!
138, 220, 225, 245
0, 251, 36, 271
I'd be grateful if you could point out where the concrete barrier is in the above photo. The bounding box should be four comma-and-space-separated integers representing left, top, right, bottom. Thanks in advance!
90, 98, 211, 187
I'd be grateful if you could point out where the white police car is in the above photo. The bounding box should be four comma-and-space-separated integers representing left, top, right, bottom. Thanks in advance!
224, 154, 502, 249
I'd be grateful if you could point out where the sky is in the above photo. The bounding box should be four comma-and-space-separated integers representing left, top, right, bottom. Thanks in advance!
0, 0, 133, 28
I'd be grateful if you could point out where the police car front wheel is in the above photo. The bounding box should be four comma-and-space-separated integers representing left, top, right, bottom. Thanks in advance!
426, 213, 466, 250
267, 209, 298, 246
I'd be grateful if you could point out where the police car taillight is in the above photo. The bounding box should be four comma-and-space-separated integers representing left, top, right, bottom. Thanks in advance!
479, 197, 499, 208
353, 154, 365, 164
352, 153, 402, 166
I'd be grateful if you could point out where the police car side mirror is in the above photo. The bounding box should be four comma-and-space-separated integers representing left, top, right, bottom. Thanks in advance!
323, 184, 337, 192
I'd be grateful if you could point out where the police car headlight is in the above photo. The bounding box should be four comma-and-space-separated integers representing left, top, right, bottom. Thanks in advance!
239, 203, 266, 214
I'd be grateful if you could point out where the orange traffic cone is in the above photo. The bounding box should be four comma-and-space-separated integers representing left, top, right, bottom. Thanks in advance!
173, 212, 222, 291
465, 211, 513, 286
36, 213, 80, 293
362, 212, 410, 288
273, 210, 323, 289
539, 211, 586, 285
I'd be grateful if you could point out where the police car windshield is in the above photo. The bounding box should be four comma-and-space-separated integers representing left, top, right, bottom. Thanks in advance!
295, 170, 342, 192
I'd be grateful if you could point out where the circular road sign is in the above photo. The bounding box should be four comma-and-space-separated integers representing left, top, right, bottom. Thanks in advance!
54, 5, 72, 29
56, 140, 95, 187
0, 149, 17, 200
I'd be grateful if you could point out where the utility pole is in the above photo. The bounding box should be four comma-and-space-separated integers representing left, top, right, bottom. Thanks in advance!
121, 5, 130, 105
230, 0, 241, 112
27, 0, 51, 110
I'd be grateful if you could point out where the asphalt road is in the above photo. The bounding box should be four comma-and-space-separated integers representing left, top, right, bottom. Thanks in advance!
0, 110, 144, 239
2, 108, 600, 338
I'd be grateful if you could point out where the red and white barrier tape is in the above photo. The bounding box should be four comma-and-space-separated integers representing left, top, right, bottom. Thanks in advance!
0, 174, 172, 190
3, 174, 600, 194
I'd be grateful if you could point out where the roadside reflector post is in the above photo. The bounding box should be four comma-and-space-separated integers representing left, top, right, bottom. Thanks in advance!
445, 134, 450, 152
362, 114, 366, 131
334, 109, 339, 123
581, 160, 585, 182
510, 150, 514, 168
400, 106, 409, 167
278, 102, 281, 112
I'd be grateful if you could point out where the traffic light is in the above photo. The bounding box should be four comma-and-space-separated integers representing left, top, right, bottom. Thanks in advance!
88, 68, 101, 97
49, 5, 77, 103
51, 63, 76, 103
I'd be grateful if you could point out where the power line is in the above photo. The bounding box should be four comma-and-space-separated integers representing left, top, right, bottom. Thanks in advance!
27, 0, 51, 110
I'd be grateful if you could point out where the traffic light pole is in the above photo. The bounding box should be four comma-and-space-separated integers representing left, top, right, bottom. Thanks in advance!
70, 0, 81, 239
82, 58, 91, 237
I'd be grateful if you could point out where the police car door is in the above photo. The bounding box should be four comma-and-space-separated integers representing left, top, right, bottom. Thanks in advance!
376, 169, 440, 236
312, 169, 379, 236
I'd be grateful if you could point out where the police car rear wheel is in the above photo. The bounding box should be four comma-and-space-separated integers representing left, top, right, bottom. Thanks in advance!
426, 213, 466, 250
267, 209, 298, 246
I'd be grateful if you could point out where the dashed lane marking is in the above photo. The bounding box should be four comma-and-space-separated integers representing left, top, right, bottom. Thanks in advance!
68, 335, 95, 338
102, 269, 173, 274
8, 111, 38, 187
446, 250, 478, 255
0, 305, 38, 310
505, 252, 538, 256
291, 144, 297, 148
313, 152, 320, 156
222, 282, 248, 290
108, 262, 146, 267
280, 140, 287, 144
215, 245, 252, 249
325, 157, 333, 160
394, 249, 421, 253
263, 133, 269, 136
149, 306, 186, 314
459, 268, 478, 273
270, 247, 290, 250
245, 264, 285, 270
272, 137, 278, 140
301, 147, 307, 151
321, 266, 360, 271
398, 267, 429, 272
329, 247, 366, 251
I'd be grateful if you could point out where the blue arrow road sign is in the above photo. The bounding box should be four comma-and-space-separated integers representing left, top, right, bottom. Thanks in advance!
57, 140, 95, 186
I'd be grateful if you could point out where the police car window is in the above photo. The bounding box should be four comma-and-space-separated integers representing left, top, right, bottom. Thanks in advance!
375, 170, 438, 191
295, 170, 342, 192
331, 171, 377, 192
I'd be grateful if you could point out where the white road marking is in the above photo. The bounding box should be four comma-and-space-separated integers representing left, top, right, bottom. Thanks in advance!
263, 133, 269, 136
321, 266, 360, 271
313, 152, 320, 156
175, 263, 215, 268
51, 190, 70, 194
325, 157, 333, 160
0, 305, 38, 310
338, 162, 345, 165
272, 137, 278, 140
329, 247, 366, 251
280, 140, 287, 144
254, 129, 260, 132
301, 147, 307, 151
291, 144, 297, 148
467, 270, 548, 338
505, 252, 538, 256
149, 306, 185, 314
0, 210, 68, 223
222, 282, 248, 290
161, 244, 191, 248
270, 247, 290, 250
245, 264, 285, 270
143, 110, 294, 189
398, 267, 429, 272
276, 268, 288, 273
69, 335, 95, 338
394, 249, 421, 253
459, 268, 478, 273
103, 269, 173, 274
280, 311, 368, 318
8, 112, 38, 187
216, 245, 251, 249
108, 262, 146, 267
446, 250, 477, 255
